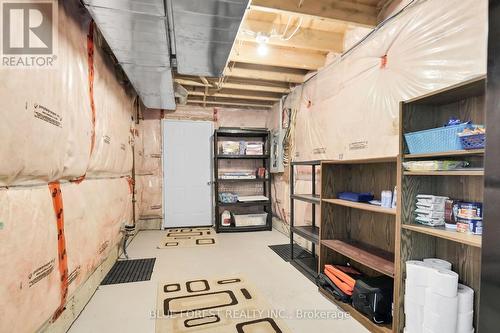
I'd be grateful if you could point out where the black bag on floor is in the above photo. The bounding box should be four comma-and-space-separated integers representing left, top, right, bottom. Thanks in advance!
352, 276, 393, 324
316, 273, 351, 304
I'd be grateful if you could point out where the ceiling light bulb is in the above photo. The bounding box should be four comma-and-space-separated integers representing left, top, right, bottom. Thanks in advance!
257, 43, 268, 56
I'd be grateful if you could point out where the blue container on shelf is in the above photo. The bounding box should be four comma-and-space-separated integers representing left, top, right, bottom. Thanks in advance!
459, 133, 486, 150
404, 123, 470, 154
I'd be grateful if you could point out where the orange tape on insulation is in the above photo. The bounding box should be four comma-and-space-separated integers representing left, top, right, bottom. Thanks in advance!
49, 182, 69, 321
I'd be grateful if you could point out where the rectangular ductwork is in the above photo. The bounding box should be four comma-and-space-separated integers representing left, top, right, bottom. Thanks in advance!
84, 0, 248, 110
169, 0, 249, 77
84, 0, 175, 110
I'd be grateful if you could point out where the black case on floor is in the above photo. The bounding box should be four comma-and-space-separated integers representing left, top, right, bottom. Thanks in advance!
316, 273, 351, 303
352, 276, 393, 324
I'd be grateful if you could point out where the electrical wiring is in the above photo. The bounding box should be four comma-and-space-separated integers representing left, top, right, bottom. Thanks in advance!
280, 16, 303, 41
240, 14, 303, 42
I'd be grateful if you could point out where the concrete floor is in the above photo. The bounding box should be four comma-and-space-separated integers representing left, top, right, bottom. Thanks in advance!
68, 229, 368, 333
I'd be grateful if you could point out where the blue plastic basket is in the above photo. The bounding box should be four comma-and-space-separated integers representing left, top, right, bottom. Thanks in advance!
404, 123, 469, 154
459, 133, 486, 150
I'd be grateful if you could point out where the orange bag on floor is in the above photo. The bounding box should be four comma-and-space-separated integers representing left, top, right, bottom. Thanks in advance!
324, 265, 360, 296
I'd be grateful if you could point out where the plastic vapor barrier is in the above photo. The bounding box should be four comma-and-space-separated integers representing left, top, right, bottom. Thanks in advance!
0, 0, 134, 187
0, 186, 60, 333
135, 120, 162, 175
269, 0, 487, 224
0, 1, 135, 331
136, 175, 163, 217
0, 178, 131, 333
63, 178, 132, 295
293, 0, 487, 161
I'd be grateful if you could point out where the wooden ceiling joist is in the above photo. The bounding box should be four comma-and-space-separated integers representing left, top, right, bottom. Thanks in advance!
187, 89, 281, 102
224, 62, 306, 84
230, 41, 326, 70
239, 18, 344, 52
189, 95, 273, 105
175, 76, 291, 94
187, 100, 273, 109
250, 0, 379, 28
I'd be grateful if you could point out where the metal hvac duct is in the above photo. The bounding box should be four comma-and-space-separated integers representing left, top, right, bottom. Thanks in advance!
169, 0, 249, 77
83, 0, 249, 110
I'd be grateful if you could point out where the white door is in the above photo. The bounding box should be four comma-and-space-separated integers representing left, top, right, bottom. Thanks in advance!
162, 120, 213, 228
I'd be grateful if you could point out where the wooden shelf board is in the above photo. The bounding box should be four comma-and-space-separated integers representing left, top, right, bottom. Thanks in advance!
404, 170, 484, 176
319, 287, 393, 333
321, 156, 397, 165
291, 225, 320, 244
291, 194, 321, 204
404, 149, 485, 159
402, 224, 482, 248
321, 240, 395, 277
322, 199, 396, 215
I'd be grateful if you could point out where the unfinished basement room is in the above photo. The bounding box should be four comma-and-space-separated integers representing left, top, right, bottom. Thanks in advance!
1, 0, 499, 333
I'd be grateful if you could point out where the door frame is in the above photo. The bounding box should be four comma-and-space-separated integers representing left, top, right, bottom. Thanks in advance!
161, 119, 214, 229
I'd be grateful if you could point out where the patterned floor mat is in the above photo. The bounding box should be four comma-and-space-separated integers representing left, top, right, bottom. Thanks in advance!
158, 227, 217, 249
155, 276, 291, 333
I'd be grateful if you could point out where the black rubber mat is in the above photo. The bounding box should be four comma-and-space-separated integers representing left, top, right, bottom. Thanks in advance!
268, 244, 311, 262
101, 258, 156, 285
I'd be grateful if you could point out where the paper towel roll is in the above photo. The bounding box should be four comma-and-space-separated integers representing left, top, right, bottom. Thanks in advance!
406, 260, 436, 287
405, 297, 424, 333
423, 308, 457, 333
458, 283, 474, 313
425, 288, 458, 317
429, 269, 459, 297
457, 310, 474, 332
424, 258, 452, 270
405, 281, 426, 305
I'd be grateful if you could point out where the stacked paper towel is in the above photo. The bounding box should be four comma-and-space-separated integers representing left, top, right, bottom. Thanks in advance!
415, 195, 448, 227
404, 259, 474, 333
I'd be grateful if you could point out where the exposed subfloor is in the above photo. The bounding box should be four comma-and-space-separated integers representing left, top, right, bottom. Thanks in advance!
68, 229, 368, 333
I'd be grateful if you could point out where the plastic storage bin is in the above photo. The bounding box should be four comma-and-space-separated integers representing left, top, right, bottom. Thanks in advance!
459, 133, 486, 150
404, 123, 469, 154
233, 213, 267, 227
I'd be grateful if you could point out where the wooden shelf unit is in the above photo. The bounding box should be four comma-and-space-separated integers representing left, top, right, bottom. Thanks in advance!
397, 76, 485, 332
320, 157, 398, 332
214, 128, 272, 233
